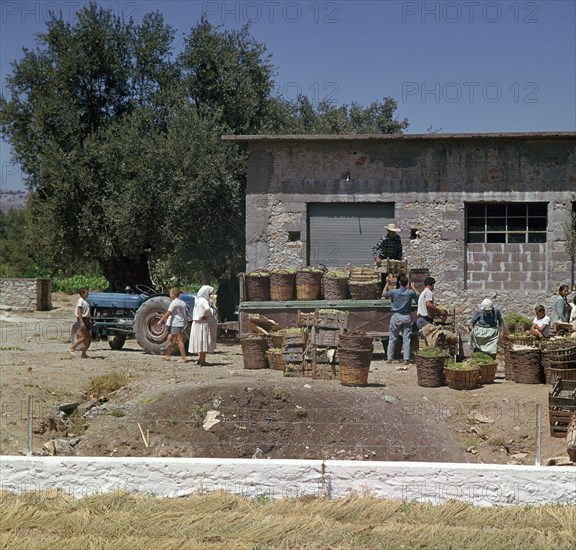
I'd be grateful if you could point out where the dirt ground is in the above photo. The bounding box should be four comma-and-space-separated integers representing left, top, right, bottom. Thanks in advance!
0, 293, 572, 465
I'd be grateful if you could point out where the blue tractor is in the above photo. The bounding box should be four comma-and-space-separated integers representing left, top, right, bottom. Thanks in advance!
70, 284, 196, 354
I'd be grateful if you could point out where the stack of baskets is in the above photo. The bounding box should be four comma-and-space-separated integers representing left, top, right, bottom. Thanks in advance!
540, 341, 576, 384
338, 331, 373, 387
240, 335, 269, 369
509, 346, 543, 384
504, 335, 537, 382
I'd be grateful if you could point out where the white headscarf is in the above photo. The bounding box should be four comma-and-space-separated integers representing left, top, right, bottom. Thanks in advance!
480, 298, 493, 311
193, 285, 214, 321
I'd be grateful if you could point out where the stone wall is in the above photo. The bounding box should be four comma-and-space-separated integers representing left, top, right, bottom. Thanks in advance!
0, 279, 52, 311
236, 134, 576, 328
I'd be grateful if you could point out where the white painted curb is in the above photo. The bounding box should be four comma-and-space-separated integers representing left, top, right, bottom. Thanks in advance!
1, 456, 574, 507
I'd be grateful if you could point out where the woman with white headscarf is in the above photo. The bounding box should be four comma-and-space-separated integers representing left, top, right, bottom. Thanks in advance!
468, 298, 505, 357
189, 285, 217, 365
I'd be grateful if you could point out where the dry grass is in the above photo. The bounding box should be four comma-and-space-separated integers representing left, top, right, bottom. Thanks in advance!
87, 371, 127, 399
0, 491, 574, 549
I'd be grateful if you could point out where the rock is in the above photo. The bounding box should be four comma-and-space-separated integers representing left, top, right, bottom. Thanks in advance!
465, 446, 478, 454
544, 456, 573, 466
511, 453, 527, 460
384, 395, 398, 404
467, 411, 495, 424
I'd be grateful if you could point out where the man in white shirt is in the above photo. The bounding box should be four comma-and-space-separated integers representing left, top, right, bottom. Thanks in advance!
416, 277, 447, 330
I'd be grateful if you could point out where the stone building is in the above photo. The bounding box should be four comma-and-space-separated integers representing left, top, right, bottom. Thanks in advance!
224, 132, 576, 321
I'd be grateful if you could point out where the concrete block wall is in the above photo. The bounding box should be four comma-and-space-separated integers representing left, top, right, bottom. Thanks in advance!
0, 278, 52, 311
1, 456, 574, 507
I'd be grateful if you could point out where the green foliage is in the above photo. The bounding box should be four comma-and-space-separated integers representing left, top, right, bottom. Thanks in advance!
446, 362, 477, 371
505, 312, 532, 332
468, 351, 494, 364
265, 95, 409, 135
52, 275, 109, 294
0, 3, 409, 288
417, 346, 449, 358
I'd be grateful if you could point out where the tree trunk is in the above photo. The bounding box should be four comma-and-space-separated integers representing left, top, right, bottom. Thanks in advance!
100, 254, 153, 291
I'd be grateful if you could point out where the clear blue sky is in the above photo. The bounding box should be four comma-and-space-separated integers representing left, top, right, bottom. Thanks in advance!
1, 0, 575, 190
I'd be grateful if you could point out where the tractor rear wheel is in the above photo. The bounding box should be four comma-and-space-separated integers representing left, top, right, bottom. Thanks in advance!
133, 296, 190, 355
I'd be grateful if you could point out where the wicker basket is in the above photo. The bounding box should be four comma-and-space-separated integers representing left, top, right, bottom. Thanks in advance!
548, 367, 576, 385
544, 343, 576, 363
444, 365, 479, 390
323, 274, 349, 300
510, 348, 542, 384
241, 336, 269, 369
295, 270, 322, 300
506, 334, 536, 346
348, 281, 379, 300
478, 362, 497, 384
504, 347, 515, 381
266, 349, 286, 371
269, 330, 285, 349
246, 272, 270, 301
415, 354, 447, 387
269, 271, 295, 301
338, 331, 373, 387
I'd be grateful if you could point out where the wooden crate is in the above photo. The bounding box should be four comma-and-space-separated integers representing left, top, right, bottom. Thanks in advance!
549, 379, 576, 408
283, 344, 305, 363
305, 347, 336, 364
301, 361, 339, 380
282, 363, 301, 377
315, 310, 349, 330
549, 407, 575, 437
314, 328, 341, 347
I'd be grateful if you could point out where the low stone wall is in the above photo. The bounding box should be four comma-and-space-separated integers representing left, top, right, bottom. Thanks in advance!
0, 278, 52, 311
1, 456, 574, 506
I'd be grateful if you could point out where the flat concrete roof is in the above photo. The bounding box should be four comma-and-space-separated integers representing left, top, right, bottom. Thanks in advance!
223, 131, 576, 143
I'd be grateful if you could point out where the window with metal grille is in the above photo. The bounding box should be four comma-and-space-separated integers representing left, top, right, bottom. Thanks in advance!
465, 203, 547, 244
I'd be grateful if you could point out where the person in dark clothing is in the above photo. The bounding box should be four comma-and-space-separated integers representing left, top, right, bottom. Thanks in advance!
216, 275, 236, 324
372, 223, 403, 265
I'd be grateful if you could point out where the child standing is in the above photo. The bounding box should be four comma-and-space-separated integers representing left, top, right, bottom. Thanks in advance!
157, 287, 188, 363
69, 287, 91, 358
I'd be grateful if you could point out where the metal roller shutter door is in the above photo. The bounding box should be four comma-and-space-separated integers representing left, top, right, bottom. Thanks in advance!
308, 203, 395, 267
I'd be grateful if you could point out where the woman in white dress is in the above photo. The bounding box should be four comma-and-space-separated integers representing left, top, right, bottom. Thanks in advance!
189, 285, 217, 365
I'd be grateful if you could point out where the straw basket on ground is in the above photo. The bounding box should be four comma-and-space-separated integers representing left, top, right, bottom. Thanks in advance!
478, 362, 497, 384
322, 271, 349, 300
269, 270, 296, 301
415, 348, 448, 387
245, 272, 270, 301
509, 347, 542, 384
241, 335, 269, 369
295, 269, 322, 300
265, 348, 286, 371
444, 363, 479, 390
338, 331, 373, 387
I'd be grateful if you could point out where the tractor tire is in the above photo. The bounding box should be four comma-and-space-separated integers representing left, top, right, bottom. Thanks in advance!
108, 334, 127, 350
133, 296, 190, 355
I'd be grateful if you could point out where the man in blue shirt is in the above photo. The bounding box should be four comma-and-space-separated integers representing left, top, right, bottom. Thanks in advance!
382, 274, 419, 363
